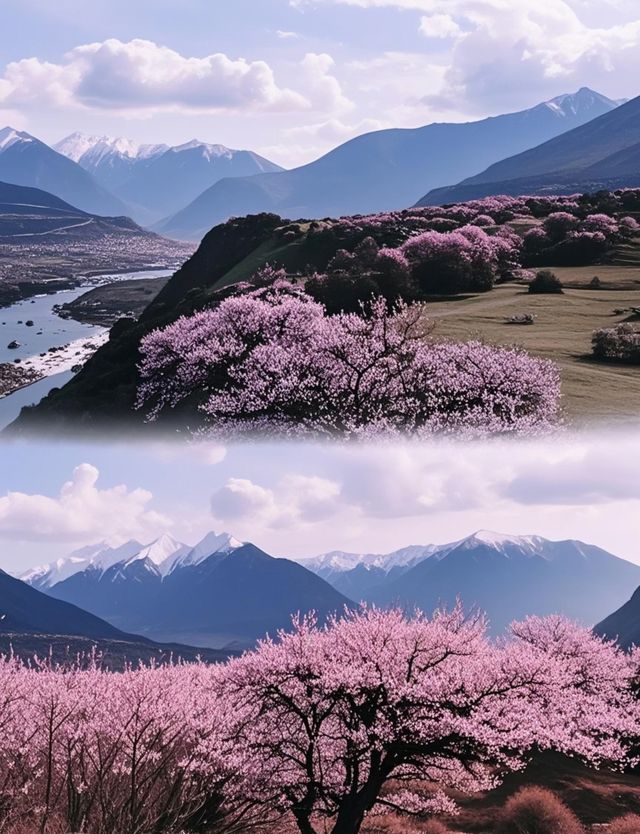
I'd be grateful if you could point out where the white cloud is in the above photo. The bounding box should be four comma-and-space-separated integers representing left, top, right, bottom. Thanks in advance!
298, 52, 353, 113
277, 29, 301, 39
298, 0, 640, 112
0, 464, 170, 543
419, 14, 462, 39
0, 38, 308, 114
211, 474, 342, 528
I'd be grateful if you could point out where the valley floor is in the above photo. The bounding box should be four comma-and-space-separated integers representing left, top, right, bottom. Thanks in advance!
428, 267, 640, 426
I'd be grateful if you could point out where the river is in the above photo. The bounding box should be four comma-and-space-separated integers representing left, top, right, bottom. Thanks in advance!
0, 269, 171, 430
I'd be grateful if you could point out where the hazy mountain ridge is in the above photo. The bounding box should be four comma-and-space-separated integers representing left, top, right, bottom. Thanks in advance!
595, 586, 640, 649
55, 132, 285, 224
419, 92, 640, 205
19, 530, 640, 647
155, 87, 619, 240
0, 127, 130, 217
302, 531, 640, 631
26, 532, 349, 649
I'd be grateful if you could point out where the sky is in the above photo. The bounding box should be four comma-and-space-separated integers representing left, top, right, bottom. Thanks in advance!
0, 432, 639, 574
1, 0, 640, 166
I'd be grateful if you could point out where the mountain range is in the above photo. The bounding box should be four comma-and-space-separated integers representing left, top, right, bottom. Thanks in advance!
154, 87, 619, 240
420, 92, 640, 205
0, 566, 235, 666
0, 88, 623, 241
54, 133, 284, 224
0, 127, 129, 217
24, 532, 351, 649
19, 530, 640, 648
300, 531, 640, 632
0, 127, 284, 229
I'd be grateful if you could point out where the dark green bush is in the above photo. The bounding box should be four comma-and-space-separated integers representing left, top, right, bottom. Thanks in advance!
528, 271, 563, 294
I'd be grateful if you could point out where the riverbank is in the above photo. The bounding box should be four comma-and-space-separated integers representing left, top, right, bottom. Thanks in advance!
0, 268, 171, 428
0, 331, 109, 398
0, 238, 193, 307
0, 362, 41, 397
58, 274, 171, 326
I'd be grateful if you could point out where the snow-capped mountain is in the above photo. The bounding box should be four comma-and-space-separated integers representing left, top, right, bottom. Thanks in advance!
419, 91, 640, 206
29, 535, 348, 649
299, 545, 440, 597
22, 530, 241, 593
54, 132, 285, 224
0, 126, 129, 216
301, 544, 438, 575
299, 531, 640, 631
0, 126, 34, 152
541, 87, 617, 119
172, 531, 243, 570
115, 139, 285, 224
21, 540, 144, 590
54, 133, 168, 165
122, 533, 191, 576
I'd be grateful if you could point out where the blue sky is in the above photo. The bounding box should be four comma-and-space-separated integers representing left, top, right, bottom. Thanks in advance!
2, 0, 640, 166
1, 434, 639, 574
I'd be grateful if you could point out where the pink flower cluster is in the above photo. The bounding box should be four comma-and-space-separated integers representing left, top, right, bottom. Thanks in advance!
0, 608, 638, 834
592, 323, 640, 363
136, 287, 560, 438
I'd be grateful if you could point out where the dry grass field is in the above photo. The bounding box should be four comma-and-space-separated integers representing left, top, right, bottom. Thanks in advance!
428, 265, 640, 427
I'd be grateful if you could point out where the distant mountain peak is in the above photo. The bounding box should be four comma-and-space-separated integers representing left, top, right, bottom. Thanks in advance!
171, 139, 235, 161
465, 530, 539, 546
54, 133, 169, 164
20, 539, 144, 589
169, 530, 242, 570
543, 87, 617, 118
0, 126, 34, 152
126, 533, 190, 574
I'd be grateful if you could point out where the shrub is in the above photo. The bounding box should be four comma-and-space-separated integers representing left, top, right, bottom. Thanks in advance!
589, 276, 602, 289
529, 271, 563, 294
400, 228, 508, 294
306, 271, 382, 314
498, 786, 584, 834
608, 813, 640, 833
619, 216, 640, 237
592, 323, 640, 363
543, 212, 579, 242
523, 228, 551, 255
401, 231, 476, 294
472, 214, 495, 227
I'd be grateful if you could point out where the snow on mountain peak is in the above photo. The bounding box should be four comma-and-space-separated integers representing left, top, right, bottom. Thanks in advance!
0, 126, 33, 152
469, 530, 528, 546
170, 531, 242, 571
20, 539, 144, 588
126, 534, 190, 574
172, 139, 234, 160
544, 88, 615, 118
54, 133, 169, 164
301, 544, 439, 574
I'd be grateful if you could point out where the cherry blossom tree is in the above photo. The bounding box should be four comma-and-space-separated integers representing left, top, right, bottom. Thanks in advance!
136, 286, 560, 437
0, 609, 637, 834
213, 607, 639, 834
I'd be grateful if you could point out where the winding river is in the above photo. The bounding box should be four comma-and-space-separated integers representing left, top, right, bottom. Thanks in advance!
0, 269, 171, 430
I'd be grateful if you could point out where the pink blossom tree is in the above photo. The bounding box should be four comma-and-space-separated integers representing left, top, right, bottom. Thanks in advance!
136, 286, 560, 437
214, 607, 639, 834
0, 610, 638, 834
